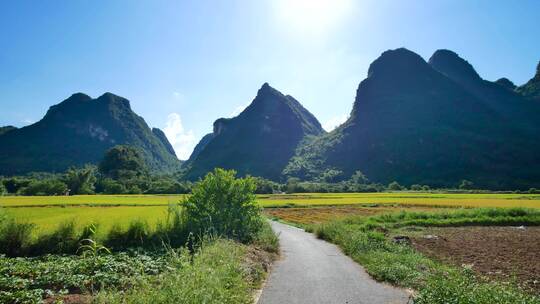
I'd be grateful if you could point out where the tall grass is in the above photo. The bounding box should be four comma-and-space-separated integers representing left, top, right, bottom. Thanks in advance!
315, 208, 540, 304
94, 237, 271, 304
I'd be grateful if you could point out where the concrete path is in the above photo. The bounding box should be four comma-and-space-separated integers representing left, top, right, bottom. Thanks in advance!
258, 221, 409, 304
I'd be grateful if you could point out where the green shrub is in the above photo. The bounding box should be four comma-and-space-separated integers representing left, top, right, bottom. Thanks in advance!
19, 179, 68, 196
387, 181, 404, 191
105, 220, 156, 250
32, 220, 80, 254
0, 220, 35, 256
94, 240, 253, 304
64, 165, 97, 195
183, 168, 262, 243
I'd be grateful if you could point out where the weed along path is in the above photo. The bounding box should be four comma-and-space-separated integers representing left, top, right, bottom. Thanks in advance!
258, 221, 409, 304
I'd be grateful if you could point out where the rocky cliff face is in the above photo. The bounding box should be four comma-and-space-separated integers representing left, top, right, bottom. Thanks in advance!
0, 93, 180, 175
185, 83, 324, 180
285, 48, 540, 189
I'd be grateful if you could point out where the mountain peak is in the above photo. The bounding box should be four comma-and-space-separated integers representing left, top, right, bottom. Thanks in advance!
429, 49, 481, 83
367, 48, 429, 78
68, 92, 92, 101
495, 78, 516, 90
97, 92, 131, 109
256, 82, 282, 98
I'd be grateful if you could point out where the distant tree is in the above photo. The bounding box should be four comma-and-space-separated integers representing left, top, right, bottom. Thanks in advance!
387, 181, 404, 191
350, 170, 370, 185
285, 177, 301, 194
252, 176, 280, 194
459, 179, 474, 190
99, 145, 148, 180
2, 177, 31, 194
410, 184, 423, 191
183, 168, 262, 242
421, 185, 431, 191
96, 178, 127, 194
20, 180, 68, 196
317, 169, 344, 183
528, 188, 540, 194
0, 182, 6, 196
64, 165, 97, 195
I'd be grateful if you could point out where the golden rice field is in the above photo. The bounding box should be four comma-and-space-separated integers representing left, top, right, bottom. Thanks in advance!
1, 192, 539, 236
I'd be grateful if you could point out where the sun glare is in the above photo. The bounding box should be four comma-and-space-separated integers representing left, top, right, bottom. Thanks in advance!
273, 0, 353, 36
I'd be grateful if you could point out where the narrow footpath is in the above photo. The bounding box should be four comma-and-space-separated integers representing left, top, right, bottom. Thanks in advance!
258, 221, 409, 304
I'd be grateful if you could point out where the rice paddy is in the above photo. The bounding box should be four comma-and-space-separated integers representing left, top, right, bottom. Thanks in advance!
2, 192, 539, 236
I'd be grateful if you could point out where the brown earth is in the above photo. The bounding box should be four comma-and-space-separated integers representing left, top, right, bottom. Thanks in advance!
264, 205, 446, 225
412, 226, 540, 293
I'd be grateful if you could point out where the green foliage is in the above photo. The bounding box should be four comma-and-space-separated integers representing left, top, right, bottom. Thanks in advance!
0, 182, 6, 195
315, 208, 540, 303
0, 93, 181, 176
32, 220, 80, 254
1, 177, 31, 194
0, 250, 174, 303
94, 240, 255, 304
316, 169, 344, 183
0, 219, 35, 256
20, 179, 68, 196
459, 179, 474, 190
184, 168, 262, 242
252, 176, 280, 194
96, 178, 127, 194
350, 170, 370, 184
106, 220, 151, 249
186, 83, 324, 181
99, 145, 148, 180
387, 181, 404, 191
64, 165, 97, 195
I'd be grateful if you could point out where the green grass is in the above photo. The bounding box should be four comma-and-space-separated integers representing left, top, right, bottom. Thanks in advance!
1, 192, 539, 208
2, 192, 539, 238
314, 208, 540, 304
94, 240, 258, 304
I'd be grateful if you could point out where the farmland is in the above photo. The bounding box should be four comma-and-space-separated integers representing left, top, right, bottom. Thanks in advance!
1, 192, 540, 236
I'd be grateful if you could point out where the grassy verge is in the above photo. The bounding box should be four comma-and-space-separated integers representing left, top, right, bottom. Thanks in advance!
0, 220, 278, 304
314, 208, 540, 304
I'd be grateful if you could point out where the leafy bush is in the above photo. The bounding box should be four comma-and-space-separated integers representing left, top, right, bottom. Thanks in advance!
64, 165, 97, 195
387, 181, 404, 191
32, 220, 80, 254
94, 240, 254, 304
183, 168, 262, 243
99, 145, 148, 180
0, 220, 35, 256
0, 182, 6, 195
19, 179, 68, 196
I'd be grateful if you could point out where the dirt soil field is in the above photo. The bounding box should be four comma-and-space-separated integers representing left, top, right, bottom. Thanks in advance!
412, 226, 540, 294
264, 205, 446, 225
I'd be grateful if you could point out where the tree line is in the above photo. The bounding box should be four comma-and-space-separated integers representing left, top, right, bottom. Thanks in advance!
1, 145, 539, 196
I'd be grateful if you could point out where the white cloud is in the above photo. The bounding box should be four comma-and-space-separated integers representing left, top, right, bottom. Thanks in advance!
163, 113, 196, 160
22, 119, 34, 125
322, 114, 348, 132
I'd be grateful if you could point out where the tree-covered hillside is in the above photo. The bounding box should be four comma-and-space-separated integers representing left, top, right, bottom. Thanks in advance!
0, 93, 180, 175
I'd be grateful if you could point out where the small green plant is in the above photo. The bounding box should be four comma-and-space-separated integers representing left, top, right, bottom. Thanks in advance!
77, 224, 110, 258
183, 168, 263, 243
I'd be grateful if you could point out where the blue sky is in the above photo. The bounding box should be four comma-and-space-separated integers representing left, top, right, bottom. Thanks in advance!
1, 0, 539, 159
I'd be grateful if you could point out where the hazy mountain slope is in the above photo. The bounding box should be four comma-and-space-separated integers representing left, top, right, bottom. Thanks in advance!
516, 61, 540, 102
185, 83, 324, 180
285, 48, 540, 189
0, 93, 180, 175
152, 128, 177, 158
0, 126, 17, 136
